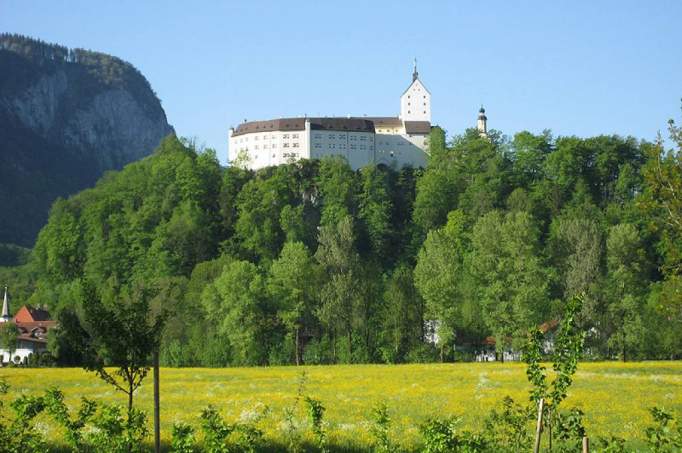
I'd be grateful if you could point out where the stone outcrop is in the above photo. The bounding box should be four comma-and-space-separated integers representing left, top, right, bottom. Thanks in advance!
0, 34, 174, 247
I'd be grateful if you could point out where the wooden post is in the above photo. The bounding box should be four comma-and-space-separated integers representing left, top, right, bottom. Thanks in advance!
533, 398, 544, 453
582, 436, 589, 453
153, 350, 160, 453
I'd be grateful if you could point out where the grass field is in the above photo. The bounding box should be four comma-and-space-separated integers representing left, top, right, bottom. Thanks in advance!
1, 362, 681, 450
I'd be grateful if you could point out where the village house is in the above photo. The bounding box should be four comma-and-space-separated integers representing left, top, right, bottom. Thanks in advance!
474, 320, 559, 362
0, 287, 56, 365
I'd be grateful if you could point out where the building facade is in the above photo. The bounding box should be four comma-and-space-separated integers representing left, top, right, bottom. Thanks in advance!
0, 287, 56, 365
229, 63, 433, 170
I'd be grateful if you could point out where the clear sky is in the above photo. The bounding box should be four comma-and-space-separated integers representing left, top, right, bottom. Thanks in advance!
2, 1, 681, 163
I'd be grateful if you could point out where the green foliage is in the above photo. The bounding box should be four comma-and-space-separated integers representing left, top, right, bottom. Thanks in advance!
43, 387, 97, 450
198, 404, 268, 453
0, 390, 46, 452
0, 322, 17, 359
202, 260, 272, 365
471, 210, 549, 354
200, 405, 234, 453
171, 422, 196, 453
419, 416, 488, 453
483, 396, 532, 451
369, 402, 392, 452
0, 244, 29, 267
645, 407, 682, 452
84, 403, 149, 453
305, 396, 327, 452
523, 295, 586, 449
6, 109, 682, 367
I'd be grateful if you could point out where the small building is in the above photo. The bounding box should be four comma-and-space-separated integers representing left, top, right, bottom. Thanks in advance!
0, 287, 57, 365
474, 320, 559, 362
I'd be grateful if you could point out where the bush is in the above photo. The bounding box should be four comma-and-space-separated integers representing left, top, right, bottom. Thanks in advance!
420, 416, 488, 453
171, 422, 196, 453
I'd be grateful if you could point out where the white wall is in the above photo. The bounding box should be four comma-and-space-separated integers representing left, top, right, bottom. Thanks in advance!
375, 133, 427, 168
309, 130, 374, 169
400, 79, 431, 122
229, 128, 309, 170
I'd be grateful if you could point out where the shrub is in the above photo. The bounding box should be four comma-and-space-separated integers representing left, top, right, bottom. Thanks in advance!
171, 422, 196, 453
304, 396, 327, 452
645, 407, 682, 452
483, 396, 532, 451
369, 402, 391, 452
420, 416, 488, 453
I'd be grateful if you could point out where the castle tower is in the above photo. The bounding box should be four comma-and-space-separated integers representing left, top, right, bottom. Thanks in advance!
400, 59, 431, 122
477, 106, 488, 137
1, 286, 9, 323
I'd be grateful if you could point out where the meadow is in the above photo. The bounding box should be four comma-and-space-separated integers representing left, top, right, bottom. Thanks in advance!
1, 362, 681, 450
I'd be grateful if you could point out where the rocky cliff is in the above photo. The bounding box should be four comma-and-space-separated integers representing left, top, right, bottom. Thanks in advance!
0, 34, 174, 248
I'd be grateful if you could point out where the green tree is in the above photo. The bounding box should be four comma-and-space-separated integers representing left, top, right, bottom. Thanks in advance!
605, 223, 649, 360
0, 322, 17, 363
357, 165, 393, 262
64, 282, 166, 436
470, 211, 550, 357
268, 241, 318, 365
315, 216, 360, 362
414, 210, 470, 360
202, 260, 273, 365
317, 157, 356, 227
380, 264, 424, 363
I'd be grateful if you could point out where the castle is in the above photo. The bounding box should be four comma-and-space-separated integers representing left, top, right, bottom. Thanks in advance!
228, 62, 488, 170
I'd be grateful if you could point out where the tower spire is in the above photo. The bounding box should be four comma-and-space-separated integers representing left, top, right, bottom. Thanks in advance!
412, 58, 418, 82
477, 105, 488, 138
1, 286, 9, 322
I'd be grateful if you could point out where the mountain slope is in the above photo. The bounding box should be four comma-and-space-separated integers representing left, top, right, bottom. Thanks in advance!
0, 34, 174, 247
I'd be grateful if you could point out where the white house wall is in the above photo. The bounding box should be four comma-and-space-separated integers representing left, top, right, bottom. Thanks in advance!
310, 130, 374, 169
400, 79, 431, 122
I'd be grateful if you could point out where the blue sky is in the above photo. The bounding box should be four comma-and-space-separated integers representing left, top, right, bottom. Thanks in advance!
2, 1, 681, 163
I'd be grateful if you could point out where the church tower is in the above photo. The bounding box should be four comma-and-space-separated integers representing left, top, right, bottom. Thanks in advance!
477, 106, 488, 137
1, 286, 9, 323
400, 59, 431, 122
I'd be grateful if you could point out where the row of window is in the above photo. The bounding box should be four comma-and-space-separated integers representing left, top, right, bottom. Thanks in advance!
237, 133, 300, 143
313, 144, 374, 151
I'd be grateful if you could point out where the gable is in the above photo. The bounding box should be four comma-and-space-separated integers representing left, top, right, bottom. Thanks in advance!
402, 78, 431, 97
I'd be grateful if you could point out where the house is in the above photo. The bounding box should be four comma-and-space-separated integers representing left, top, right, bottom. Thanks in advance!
0, 287, 57, 365
474, 320, 559, 362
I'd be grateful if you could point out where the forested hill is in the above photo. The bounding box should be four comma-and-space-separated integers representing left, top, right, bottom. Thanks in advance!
8, 118, 681, 366
0, 33, 173, 250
